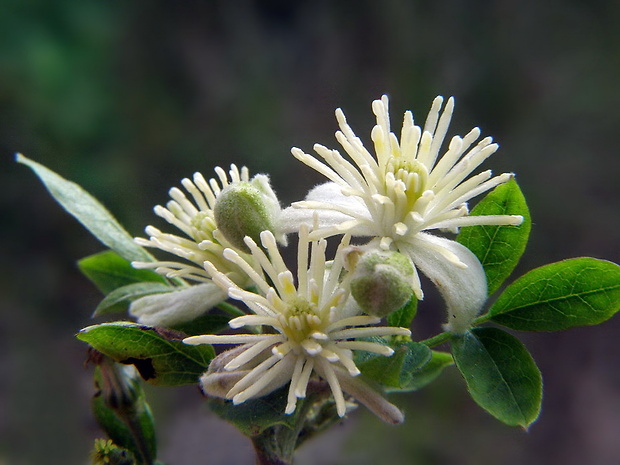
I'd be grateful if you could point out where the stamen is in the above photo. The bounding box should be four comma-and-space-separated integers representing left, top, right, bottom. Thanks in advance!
315, 358, 346, 417
224, 337, 281, 370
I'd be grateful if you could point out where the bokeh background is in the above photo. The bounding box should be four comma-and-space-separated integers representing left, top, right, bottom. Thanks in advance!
2, 1, 620, 464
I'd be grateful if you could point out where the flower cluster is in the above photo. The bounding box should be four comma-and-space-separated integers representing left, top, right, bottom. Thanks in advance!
132, 95, 522, 420
281, 95, 522, 332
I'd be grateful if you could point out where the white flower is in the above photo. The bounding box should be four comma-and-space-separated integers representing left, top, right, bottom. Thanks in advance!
130, 165, 281, 326
280, 96, 523, 333
184, 227, 410, 423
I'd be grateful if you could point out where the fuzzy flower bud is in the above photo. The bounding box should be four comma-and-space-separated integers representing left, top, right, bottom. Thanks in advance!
214, 174, 285, 251
349, 249, 415, 318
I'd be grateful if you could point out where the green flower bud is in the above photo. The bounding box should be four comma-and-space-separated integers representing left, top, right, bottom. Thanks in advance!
214, 174, 285, 251
349, 249, 415, 318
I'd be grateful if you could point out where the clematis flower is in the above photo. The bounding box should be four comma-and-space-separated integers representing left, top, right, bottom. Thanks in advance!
280, 96, 523, 333
184, 226, 410, 423
130, 165, 283, 326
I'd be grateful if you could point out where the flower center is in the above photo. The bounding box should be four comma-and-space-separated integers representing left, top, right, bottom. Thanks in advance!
190, 211, 217, 242
386, 158, 429, 210
280, 297, 328, 355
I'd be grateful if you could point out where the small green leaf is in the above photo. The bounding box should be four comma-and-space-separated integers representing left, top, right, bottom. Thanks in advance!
79, 251, 169, 295
78, 322, 214, 386
489, 258, 620, 331
390, 350, 454, 393
451, 327, 542, 428
358, 341, 431, 389
171, 313, 232, 337
208, 385, 304, 438
17, 153, 154, 263
457, 178, 531, 295
387, 297, 417, 329
95, 282, 174, 316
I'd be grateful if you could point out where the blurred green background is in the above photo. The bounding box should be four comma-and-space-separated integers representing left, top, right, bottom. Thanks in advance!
2, 1, 619, 464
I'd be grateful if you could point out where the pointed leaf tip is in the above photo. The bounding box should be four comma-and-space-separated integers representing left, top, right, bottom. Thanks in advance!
77, 322, 214, 386
489, 257, 620, 331
17, 154, 153, 263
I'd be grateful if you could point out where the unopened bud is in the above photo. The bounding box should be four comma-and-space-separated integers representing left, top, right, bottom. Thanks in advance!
214, 174, 285, 251
350, 250, 415, 318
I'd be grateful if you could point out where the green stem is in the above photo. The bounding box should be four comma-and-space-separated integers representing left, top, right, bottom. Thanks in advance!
420, 311, 493, 348
420, 332, 452, 348
252, 426, 297, 465
473, 312, 492, 325
122, 414, 154, 465
250, 383, 334, 465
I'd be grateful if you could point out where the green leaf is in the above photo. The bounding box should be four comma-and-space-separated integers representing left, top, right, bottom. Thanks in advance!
390, 350, 454, 393
208, 385, 304, 438
79, 250, 169, 295
457, 178, 531, 295
489, 258, 620, 331
92, 364, 157, 463
451, 327, 542, 428
78, 322, 214, 386
171, 313, 232, 337
387, 297, 417, 328
95, 282, 174, 316
16, 153, 153, 263
358, 341, 431, 389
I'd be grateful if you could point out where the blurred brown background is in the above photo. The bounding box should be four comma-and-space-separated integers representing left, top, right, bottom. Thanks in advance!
2, 1, 619, 464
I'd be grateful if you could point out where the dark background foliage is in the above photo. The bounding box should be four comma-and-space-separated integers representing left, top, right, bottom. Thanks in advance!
2, 1, 619, 464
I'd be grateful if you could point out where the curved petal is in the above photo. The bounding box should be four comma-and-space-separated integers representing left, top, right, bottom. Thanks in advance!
129, 282, 226, 327
402, 233, 487, 333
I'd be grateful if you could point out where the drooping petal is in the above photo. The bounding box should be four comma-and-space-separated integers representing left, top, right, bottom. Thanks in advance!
129, 282, 226, 326
333, 365, 405, 424
402, 233, 487, 333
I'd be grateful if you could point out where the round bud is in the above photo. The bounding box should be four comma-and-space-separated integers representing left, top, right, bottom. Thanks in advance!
214, 175, 283, 251
350, 250, 415, 318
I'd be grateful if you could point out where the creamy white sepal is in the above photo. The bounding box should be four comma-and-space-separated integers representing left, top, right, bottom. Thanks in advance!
279, 182, 371, 235
129, 282, 226, 327
402, 233, 487, 334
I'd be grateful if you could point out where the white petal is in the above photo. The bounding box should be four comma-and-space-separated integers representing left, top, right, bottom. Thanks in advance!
279, 182, 371, 234
403, 233, 487, 333
129, 283, 226, 327
279, 205, 347, 234
200, 371, 247, 399
305, 182, 370, 216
